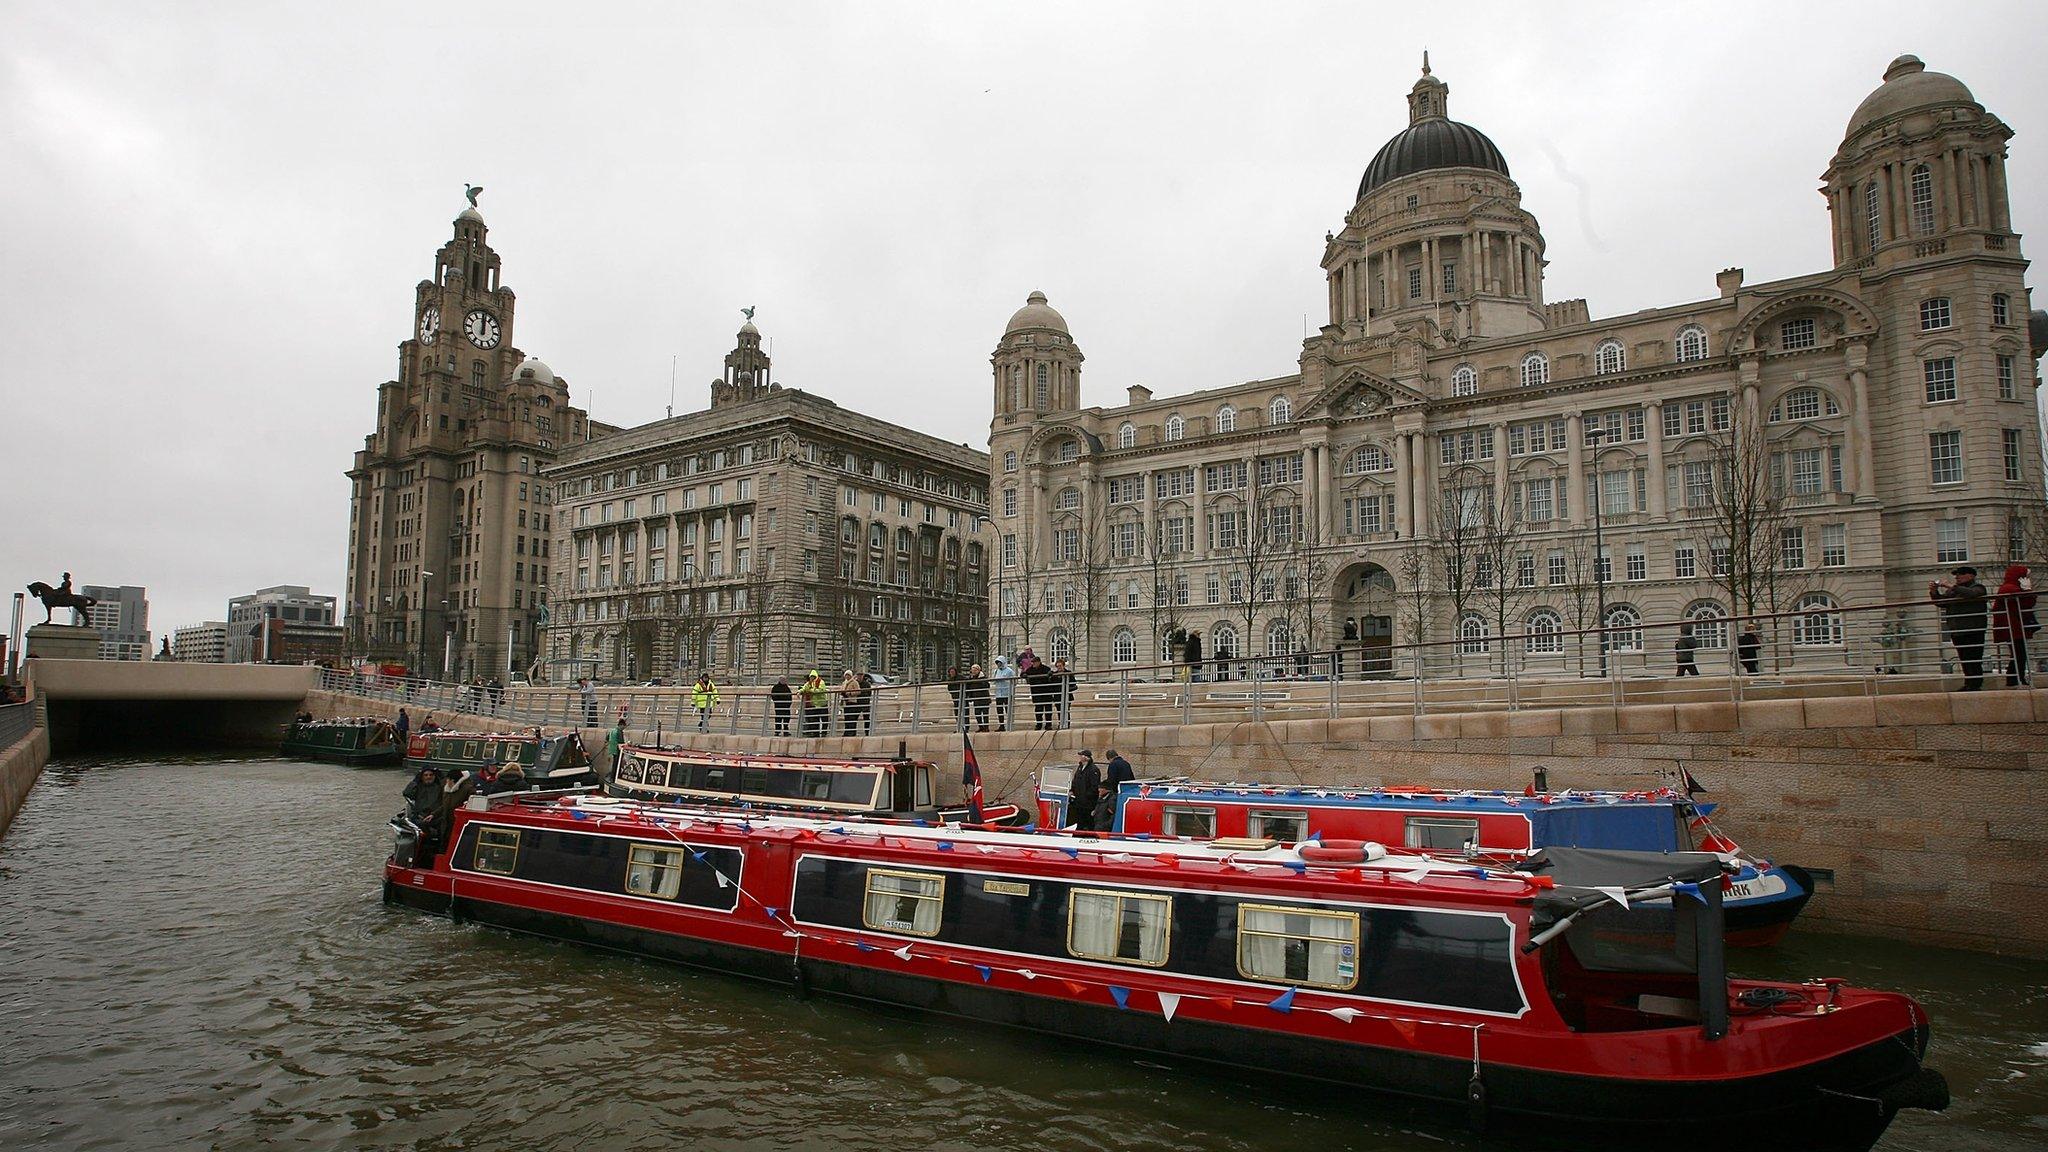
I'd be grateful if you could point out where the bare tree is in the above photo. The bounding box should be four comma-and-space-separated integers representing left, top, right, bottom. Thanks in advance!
1432, 469, 1489, 674
1395, 542, 1434, 678
1688, 397, 1790, 624
1554, 534, 1601, 676
742, 556, 779, 682
1278, 525, 1333, 676
992, 526, 1042, 662
1469, 474, 1532, 676
1062, 498, 1113, 667
1216, 461, 1297, 676
1145, 521, 1185, 672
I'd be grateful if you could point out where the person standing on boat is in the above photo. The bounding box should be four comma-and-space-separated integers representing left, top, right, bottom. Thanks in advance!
989, 656, 1013, 730
771, 677, 794, 736
691, 674, 720, 732
1104, 747, 1134, 792
579, 678, 598, 727
1930, 566, 1991, 691
800, 670, 828, 737
604, 720, 625, 775
1067, 749, 1102, 831
1674, 622, 1700, 677
1993, 564, 2038, 687
394, 708, 410, 746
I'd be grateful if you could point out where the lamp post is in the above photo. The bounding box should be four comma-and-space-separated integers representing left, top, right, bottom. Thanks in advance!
1587, 427, 1609, 677
418, 569, 433, 678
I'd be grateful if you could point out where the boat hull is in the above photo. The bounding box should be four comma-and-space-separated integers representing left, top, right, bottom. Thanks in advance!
383, 866, 1936, 1152
280, 739, 402, 767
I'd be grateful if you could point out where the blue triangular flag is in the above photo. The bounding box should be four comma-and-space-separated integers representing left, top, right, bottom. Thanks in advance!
1284, 861, 1307, 873
1673, 881, 1707, 904
935, 841, 954, 851
1267, 987, 1296, 1013
1061, 847, 1080, 859
976, 965, 993, 983
913, 818, 931, 827
764, 906, 780, 920
691, 850, 709, 862
1021, 822, 1037, 832
1109, 985, 1131, 1009
854, 941, 877, 953
570, 810, 588, 820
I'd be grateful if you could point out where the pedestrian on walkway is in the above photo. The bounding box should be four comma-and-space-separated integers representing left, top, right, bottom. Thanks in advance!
839, 670, 861, 736
965, 663, 991, 732
1023, 655, 1055, 730
990, 656, 1013, 730
771, 677, 794, 736
1181, 630, 1203, 683
691, 673, 720, 730
579, 677, 598, 727
855, 670, 875, 734
1736, 627, 1762, 676
1994, 564, 2038, 687
1931, 566, 1991, 691
1053, 657, 1076, 728
1675, 623, 1700, 677
945, 666, 964, 726
800, 670, 828, 737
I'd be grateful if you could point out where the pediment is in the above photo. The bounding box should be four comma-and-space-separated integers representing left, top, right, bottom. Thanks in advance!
1298, 370, 1424, 420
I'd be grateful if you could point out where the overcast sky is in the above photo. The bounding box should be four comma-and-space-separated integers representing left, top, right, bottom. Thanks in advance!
4, 1, 2043, 641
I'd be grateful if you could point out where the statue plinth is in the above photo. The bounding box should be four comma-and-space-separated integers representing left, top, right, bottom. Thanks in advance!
26, 624, 101, 661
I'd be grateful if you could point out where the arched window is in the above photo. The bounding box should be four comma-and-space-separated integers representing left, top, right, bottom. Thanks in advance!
728, 625, 747, 674
1003, 450, 1018, 472
1345, 443, 1391, 474
1117, 423, 1136, 449
1525, 609, 1562, 654
1057, 439, 1079, 463
1034, 365, 1050, 410
1048, 627, 1072, 663
1216, 405, 1237, 433
1263, 619, 1292, 658
1458, 613, 1490, 654
1008, 365, 1023, 411
1111, 627, 1137, 664
1165, 415, 1185, 442
1595, 340, 1625, 375
1270, 396, 1292, 425
868, 524, 885, 548
1519, 352, 1549, 388
1674, 325, 1709, 362
1792, 593, 1843, 646
1055, 487, 1081, 512
1773, 388, 1835, 422
1909, 165, 1934, 235
471, 361, 486, 387
1210, 622, 1239, 660
1864, 181, 1883, 251
1602, 605, 1642, 653
1685, 601, 1728, 649
1451, 364, 1477, 396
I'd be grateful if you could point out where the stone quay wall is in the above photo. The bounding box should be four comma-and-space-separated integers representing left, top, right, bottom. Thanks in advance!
308, 687, 2048, 957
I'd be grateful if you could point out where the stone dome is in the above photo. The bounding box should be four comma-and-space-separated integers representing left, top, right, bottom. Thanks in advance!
1846, 55, 1977, 137
1004, 290, 1069, 335
457, 206, 484, 225
739, 320, 760, 337
511, 358, 555, 386
1358, 118, 1510, 200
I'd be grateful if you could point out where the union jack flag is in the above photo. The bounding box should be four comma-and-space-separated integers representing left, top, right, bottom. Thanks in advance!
962, 733, 986, 824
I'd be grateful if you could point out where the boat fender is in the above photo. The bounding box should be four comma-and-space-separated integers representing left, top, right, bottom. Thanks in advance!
1464, 1074, 1487, 1134
1878, 1067, 1950, 1115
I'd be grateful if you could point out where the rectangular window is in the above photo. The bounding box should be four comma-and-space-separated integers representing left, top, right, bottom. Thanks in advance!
1930, 431, 1963, 485
1524, 478, 1555, 524
1999, 355, 2017, 400
1710, 395, 1731, 431
863, 869, 945, 937
1407, 266, 1422, 299
1516, 553, 1535, 588
1919, 298, 1952, 331
625, 844, 685, 898
1441, 262, 1457, 294
1780, 526, 1805, 569
2005, 428, 2024, 482
1711, 541, 1731, 576
1161, 806, 1216, 838
472, 828, 520, 875
1595, 548, 1612, 583
1674, 545, 1696, 579
1685, 400, 1706, 435
1936, 518, 1970, 564
1068, 888, 1171, 967
1791, 448, 1823, 495
1781, 318, 1816, 350
1661, 404, 1682, 439
1626, 408, 1646, 442
1924, 357, 1958, 403
1993, 295, 2011, 325
1626, 546, 1646, 581
1405, 816, 1479, 851
1547, 552, 1566, 586
1247, 809, 1309, 842
1821, 523, 1846, 567
1237, 904, 1361, 991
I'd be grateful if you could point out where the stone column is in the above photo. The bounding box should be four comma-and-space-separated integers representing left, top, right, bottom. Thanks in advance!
1941, 149, 1962, 231
1492, 424, 1510, 510
1319, 436, 1338, 541
1645, 402, 1667, 519
1393, 434, 1413, 537
1566, 412, 1586, 528
1846, 342, 1874, 498
1142, 467, 1157, 554
1193, 468, 1207, 560
1411, 434, 1432, 538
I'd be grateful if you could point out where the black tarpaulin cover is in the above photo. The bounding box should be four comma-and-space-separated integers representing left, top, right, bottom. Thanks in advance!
1522, 847, 1727, 915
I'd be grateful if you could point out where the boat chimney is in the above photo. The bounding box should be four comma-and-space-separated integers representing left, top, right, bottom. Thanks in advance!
1532, 766, 1549, 793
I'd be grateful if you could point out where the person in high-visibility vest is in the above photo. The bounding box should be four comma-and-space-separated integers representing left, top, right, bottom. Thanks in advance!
799, 670, 829, 737
691, 674, 720, 732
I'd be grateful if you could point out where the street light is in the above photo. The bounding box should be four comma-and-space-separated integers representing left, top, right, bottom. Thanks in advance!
1586, 427, 1609, 678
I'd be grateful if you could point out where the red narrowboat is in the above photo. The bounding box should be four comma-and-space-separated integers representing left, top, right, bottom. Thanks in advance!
609, 744, 1024, 825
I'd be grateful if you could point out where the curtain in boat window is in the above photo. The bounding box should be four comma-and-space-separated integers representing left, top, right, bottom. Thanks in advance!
1238, 906, 1358, 988
1069, 890, 1170, 964
863, 871, 944, 936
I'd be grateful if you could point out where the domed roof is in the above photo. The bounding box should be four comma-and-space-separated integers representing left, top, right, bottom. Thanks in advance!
1359, 118, 1509, 199
739, 320, 760, 337
1846, 55, 1977, 137
1004, 290, 1069, 335
457, 206, 484, 224
511, 358, 554, 386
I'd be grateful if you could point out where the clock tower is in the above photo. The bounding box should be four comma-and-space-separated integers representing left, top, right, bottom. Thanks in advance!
345, 193, 601, 680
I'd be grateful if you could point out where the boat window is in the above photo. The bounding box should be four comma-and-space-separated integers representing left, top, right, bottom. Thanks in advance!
615, 755, 645, 784
483, 741, 499, 759
473, 828, 521, 875
830, 770, 880, 806
463, 741, 480, 760
1405, 816, 1479, 851
862, 868, 945, 937
1237, 903, 1360, 990
1161, 805, 1216, 838
1068, 888, 1171, 967
702, 766, 728, 789
643, 761, 670, 788
624, 844, 685, 899
741, 768, 769, 794
1247, 809, 1309, 842
800, 772, 834, 801
914, 767, 933, 809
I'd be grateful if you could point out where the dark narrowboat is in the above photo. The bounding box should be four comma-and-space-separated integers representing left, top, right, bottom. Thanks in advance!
404, 730, 598, 790
609, 745, 1025, 825
280, 716, 402, 767
384, 793, 1946, 1150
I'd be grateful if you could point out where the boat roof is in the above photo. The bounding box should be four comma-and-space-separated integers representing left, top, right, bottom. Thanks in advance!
625, 744, 930, 770
1122, 778, 1690, 812
420, 730, 558, 740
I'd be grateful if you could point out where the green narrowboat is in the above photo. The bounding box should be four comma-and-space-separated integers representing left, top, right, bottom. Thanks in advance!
281, 717, 403, 767
402, 730, 598, 790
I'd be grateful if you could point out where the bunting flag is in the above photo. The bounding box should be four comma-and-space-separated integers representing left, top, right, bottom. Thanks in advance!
854, 941, 877, 953
1397, 867, 1432, 884
714, 873, 730, 889
1060, 848, 1081, 860
763, 906, 780, 920
935, 841, 954, 852
1266, 988, 1296, 1013
892, 944, 914, 961
961, 733, 987, 824
976, 965, 994, 983
1107, 853, 1134, 864
1326, 1007, 1360, 1024
1018, 969, 1038, 981
976, 845, 997, 855
1157, 992, 1182, 1022
1109, 986, 1131, 1010
1681, 767, 1708, 797
1389, 1018, 1417, 1043
1062, 980, 1086, 996
1592, 886, 1630, 910
1673, 881, 1707, 904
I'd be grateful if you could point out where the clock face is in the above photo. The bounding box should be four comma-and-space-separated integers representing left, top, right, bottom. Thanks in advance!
418, 306, 440, 345
464, 309, 502, 349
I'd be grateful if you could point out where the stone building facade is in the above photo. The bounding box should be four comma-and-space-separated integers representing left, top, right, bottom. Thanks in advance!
544, 323, 991, 684
344, 200, 607, 679
990, 57, 2045, 675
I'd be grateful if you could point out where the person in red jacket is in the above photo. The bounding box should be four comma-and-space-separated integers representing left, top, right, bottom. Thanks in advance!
1993, 563, 2039, 687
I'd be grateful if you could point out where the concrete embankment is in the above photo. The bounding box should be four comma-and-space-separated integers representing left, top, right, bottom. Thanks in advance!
311, 686, 2048, 957
1, 720, 53, 840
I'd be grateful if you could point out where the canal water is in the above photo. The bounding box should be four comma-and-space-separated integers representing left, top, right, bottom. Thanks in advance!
0, 755, 2042, 1152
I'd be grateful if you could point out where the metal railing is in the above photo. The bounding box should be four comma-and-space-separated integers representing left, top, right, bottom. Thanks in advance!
0, 700, 35, 750
316, 593, 2037, 738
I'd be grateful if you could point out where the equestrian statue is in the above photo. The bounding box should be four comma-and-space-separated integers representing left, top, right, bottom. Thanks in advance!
26, 573, 96, 625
